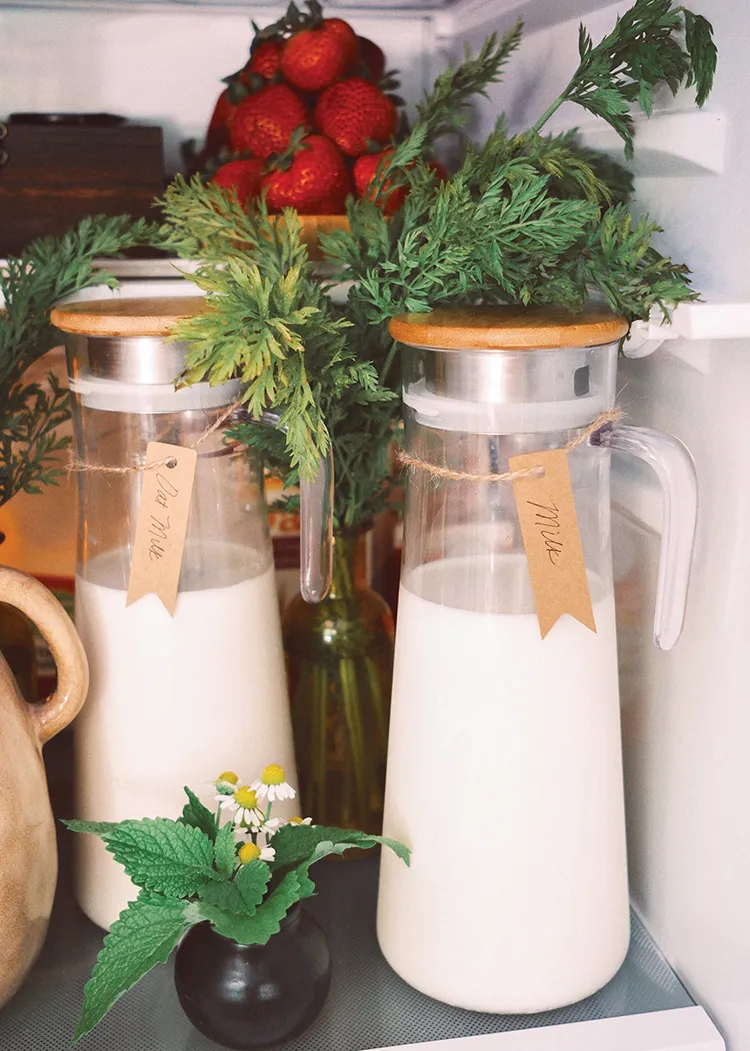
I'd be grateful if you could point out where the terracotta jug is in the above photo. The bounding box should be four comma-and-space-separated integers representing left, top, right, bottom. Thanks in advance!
0, 567, 88, 1008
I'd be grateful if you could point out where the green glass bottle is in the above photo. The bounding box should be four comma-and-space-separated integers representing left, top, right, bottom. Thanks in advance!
283, 529, 393, 833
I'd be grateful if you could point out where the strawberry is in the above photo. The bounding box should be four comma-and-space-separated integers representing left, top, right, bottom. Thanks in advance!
204, 88, 237, 157
262, 134, 351, 214
358, 37, 386, 82
247, 39, 283, 80
314, 78, 397, 157
353, 151, 406, 214
324, 19, 359, 66
354, 150, 448, 214
210, 159, 264, 205
230, 83, 310, 160
281, 16, 357, 92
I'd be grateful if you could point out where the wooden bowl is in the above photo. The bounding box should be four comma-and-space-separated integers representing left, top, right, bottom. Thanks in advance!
283, 214, 350, 260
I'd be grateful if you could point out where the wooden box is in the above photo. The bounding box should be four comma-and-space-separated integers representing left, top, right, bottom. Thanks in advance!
0, 119, 165, 255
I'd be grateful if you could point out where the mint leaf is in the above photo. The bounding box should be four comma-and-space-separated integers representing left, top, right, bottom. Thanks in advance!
271, 824, 410, 869
94, 818, 216, 898
213, 821, 237, 877
293, 841, 347, 899
270, 825, 374, 868
291, 836, 409, 901
370, 835, 411, 866
198, 858, 270, 914
74, 891, 193, 1042
199, 871, 300, 945
64, 819, 119, 839
180, 787, 218, 842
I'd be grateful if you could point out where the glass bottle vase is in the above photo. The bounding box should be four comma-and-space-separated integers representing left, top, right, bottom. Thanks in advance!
283, 529, 394, 833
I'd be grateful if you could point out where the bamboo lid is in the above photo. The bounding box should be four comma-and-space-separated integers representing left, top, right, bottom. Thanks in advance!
389, 306, 629, 350
50, 297, 208, 337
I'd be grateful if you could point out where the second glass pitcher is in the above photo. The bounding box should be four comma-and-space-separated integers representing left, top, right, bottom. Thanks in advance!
377, 306, 697, 1013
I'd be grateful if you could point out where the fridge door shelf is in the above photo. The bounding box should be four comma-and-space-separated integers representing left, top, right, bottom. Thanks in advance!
624, 301, 750, 372
0, 744, 725, 1051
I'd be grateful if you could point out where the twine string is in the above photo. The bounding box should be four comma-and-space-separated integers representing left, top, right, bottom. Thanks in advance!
67, 399, 243, 476
397, 408, 622, 484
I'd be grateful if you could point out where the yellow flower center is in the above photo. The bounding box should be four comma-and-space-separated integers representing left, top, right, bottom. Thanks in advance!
238, 842, 261, 865
234, 786, 258, 809
288, 816, 304, 825
218, 771, 239, 786
262, 764, 285, 786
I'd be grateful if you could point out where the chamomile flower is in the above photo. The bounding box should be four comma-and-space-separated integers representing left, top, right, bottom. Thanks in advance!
260, 817, 283, 838
287, 816, 313, 826
238, 841, 275, 865
251, 764, 296, 803
214, 771, 239, 797
218, 785, 265, 828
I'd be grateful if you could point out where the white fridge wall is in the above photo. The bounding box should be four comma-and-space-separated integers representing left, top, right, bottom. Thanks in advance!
613, 342, 750, 1051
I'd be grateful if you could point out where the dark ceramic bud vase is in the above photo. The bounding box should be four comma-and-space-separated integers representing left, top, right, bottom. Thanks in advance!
174, 906, 332, 1050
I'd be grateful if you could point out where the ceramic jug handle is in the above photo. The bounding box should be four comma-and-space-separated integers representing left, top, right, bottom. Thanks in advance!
593, 423, 698, 651
0, 568, 88, 744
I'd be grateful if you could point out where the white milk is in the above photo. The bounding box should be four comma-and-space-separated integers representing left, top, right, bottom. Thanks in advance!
377, 555, 630, 1013
74, 545, 296, 930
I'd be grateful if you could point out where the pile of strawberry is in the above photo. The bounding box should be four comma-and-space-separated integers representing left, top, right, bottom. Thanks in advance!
199, 0, 423, 215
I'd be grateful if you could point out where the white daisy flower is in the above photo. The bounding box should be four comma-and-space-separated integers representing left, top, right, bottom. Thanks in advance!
238, 841, 275, 865
251, 764, 296, 803
218, 785, 265, 828
214, 770, 240, 797
259, 817, 283, 838
287, 816, 313, 826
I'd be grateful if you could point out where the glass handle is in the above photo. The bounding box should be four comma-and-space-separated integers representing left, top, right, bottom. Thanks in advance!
258, 410, 333, 603
594, 423, 698, 651
299, 443, 334, 603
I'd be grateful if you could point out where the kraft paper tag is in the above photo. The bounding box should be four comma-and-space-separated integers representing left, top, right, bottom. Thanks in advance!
126, 443, 197, 617
509, 448, 596, 639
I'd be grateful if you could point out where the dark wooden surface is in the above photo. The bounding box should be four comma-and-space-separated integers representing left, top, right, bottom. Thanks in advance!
0, 123, 165, 254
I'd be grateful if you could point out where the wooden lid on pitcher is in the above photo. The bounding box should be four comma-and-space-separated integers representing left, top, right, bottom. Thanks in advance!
389, 306, 629, 350
50, 296, 207, 338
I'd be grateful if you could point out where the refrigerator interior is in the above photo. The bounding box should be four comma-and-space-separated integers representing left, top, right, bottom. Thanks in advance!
2, 0, 749, 1047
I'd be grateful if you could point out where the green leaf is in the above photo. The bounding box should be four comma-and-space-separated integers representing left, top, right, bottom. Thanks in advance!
179, 786, 218, 842
530, 0, 717, 150
64, 819, 120, 839
270, 825, 370, 868
213, 821, 238, 877
0, 214, 157, 508
74, 891, 194, 1042
199, 870, 300, 945
271, 824, 410, 870
683, 10, 717, 107
198, 858, 270, 913
82, 818, 217, 898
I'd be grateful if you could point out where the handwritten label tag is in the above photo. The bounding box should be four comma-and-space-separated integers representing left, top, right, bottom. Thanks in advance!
509, 448, 596, 639
126, 442, 197, 617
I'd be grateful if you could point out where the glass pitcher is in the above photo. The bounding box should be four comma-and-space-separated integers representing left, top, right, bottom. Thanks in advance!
377, 307, 697, 1014
52, 296, 332, 931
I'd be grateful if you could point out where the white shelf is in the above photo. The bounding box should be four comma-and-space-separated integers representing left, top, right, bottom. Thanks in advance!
577, 110, 728, 177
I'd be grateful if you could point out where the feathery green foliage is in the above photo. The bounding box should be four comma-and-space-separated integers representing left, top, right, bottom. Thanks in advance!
0, 215, 156, 506
530, 0, 716, 155
164, 0, 715, 527
161, 179, 391, 482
